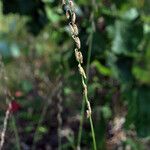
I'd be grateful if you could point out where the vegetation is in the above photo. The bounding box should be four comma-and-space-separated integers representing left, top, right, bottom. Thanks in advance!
0, 0, 150, 149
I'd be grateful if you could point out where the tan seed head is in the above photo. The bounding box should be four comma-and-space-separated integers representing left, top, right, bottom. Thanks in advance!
66, 11, 70, 19
75, 49, 83, 64
69, 0, 74, 8
72, 12, 76, 24
78, 64, 86, 79
72, 24, 78, 35
72, 36, 81, 49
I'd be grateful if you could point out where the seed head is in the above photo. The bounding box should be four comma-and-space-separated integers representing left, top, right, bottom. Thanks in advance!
72, 24, 78, 35
86, 110, 92, 118
78, 64, 86, 79
72, 36, 81, 49
66, 11, 70, 19
83, 82, 87, 95
72, 12, 76, 24
69, 23, 78, 35
66, 10, 71, 19
69, 23, 74, 34
75, 49, 83, 64
62, 0, 66, 5
86, 101, 92, 118
69, 0, 74, 8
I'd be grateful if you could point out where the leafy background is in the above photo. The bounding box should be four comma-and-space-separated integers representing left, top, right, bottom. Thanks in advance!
0, 0, 150, 149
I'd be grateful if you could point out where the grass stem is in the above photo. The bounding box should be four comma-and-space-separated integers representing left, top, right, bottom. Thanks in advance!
77, 22, 95, 149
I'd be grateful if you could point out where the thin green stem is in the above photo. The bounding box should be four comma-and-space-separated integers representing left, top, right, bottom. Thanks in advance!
82, 76, 97, 150
89, 116, 97, 150
77, 27, 94, 149
86, 32, 93, 80
31, 105, 47, 150
77, 94, 86, 148
61, 1, 96, 149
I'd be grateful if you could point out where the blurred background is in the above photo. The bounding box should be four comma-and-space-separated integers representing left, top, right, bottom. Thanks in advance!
0, 0, 150, 149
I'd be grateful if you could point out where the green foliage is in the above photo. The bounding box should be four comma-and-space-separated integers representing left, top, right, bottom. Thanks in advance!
126, 86, 150, 137
0, 0, 150, 149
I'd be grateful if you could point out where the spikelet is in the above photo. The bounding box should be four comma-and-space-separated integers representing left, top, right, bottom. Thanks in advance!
75, 49, 83, 64
72, 12, 76, 24
72, 36, 81, 49
69, 0, 74, 8
61, 1, 96, 149
78, 64, 86, 79
86, 101, 92, 118
72, 24, 78, 35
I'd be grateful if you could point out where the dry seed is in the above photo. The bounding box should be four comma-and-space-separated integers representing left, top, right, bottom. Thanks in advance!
73, 36, 81, 49
72, 24, 78, 35
78, 64, 86, 79
69, 0, 74, 8
75, 49, 83, 63
69, 23, 74, 34
72, 12, 76, 24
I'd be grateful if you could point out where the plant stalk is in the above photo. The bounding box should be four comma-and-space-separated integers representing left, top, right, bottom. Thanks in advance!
77, 19, 95, 149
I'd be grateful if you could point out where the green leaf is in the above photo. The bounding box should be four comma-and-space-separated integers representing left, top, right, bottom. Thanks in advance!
108, 53, 134, 84
21, 80, 33, 93
0, 41, 20, 57
125, 86, 150, 137
132, 66, 150, 84
45, 6, 60, 23
111, 18, 143, 55
10, 43, 20, 58
122, 8, 139, 21
37, 126, 48, 133
101, 105, 112, 120
92, 60, 111, 76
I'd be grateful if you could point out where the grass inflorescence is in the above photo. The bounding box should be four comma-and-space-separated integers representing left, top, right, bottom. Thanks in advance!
61, 1, 97, 149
